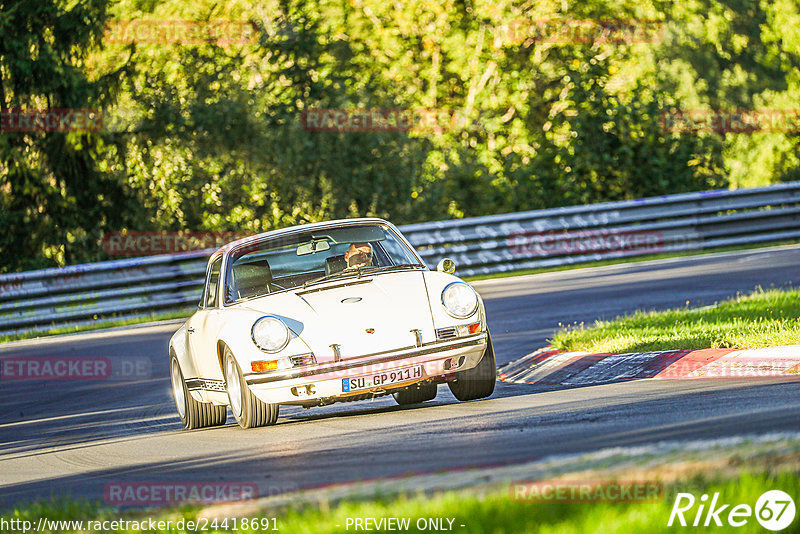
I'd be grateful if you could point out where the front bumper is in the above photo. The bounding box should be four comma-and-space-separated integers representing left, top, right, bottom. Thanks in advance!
245, 333, 488, 405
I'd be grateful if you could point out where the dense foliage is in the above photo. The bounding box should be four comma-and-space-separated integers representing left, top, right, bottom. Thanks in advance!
1, 0, 798, 271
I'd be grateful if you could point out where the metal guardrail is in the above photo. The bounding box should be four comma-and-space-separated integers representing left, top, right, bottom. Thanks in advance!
2, 182, 800, 336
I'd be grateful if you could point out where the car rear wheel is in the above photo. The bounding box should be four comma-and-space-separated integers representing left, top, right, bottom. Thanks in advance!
393, 382, 437, 405
224, 347, 279, 429
447, 332, 497, 401
171, 355, 227, 430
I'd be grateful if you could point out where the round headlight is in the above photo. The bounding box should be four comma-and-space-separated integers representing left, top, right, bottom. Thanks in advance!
251, 316, 290, 353
441, 282, 479, 319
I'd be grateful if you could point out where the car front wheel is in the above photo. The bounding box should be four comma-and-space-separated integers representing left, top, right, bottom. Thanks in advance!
224, 347, 279, 429
171, 355, 227, 430
447, 333, 497, 401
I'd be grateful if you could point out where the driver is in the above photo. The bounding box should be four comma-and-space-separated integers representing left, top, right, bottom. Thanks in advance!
344, 242, 373, 270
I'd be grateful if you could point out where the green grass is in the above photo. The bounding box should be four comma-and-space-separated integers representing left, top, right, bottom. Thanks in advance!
0, 310, 190, 344
2, 472, 798, 533
551, 287, 800, 354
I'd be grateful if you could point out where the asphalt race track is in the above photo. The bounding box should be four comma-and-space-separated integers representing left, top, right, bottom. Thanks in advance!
2, 246, 800, 509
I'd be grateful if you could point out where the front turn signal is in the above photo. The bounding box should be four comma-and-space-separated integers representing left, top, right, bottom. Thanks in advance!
251, 360, 279, 373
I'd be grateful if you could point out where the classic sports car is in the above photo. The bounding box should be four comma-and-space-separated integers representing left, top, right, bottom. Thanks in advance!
169, 218, 496, 429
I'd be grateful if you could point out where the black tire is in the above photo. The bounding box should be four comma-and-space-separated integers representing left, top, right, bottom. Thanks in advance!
393, 382, 438, 405
224, 347, 279, 429
447, 333, 497, 401
170, 356, 227, 430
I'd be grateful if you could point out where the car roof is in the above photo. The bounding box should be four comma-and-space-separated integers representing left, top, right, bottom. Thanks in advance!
215, 217, 393, 256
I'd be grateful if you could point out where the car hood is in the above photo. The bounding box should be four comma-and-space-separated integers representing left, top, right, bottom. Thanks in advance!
235, 271, 435, 363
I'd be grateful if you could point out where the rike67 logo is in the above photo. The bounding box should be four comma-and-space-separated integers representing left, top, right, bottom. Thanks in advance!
668, 490, 796, 531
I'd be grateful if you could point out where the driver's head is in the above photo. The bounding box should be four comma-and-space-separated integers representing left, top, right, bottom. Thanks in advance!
345, 242, 373, 269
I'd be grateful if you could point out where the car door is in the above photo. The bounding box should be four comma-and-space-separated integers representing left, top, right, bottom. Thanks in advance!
187, 255, 225, 380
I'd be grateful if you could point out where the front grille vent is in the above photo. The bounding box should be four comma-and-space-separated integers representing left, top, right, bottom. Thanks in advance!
290, 353, 316, 366
435, 327, 458, 340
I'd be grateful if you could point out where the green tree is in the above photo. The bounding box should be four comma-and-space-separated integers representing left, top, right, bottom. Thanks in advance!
0, 0, 140, 272
108, 0, 431, 239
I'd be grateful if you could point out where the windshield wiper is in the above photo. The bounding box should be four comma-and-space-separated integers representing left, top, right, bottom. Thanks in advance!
303, 269, 360, 289
302, 264, 423, 289
360, 263, 425, 274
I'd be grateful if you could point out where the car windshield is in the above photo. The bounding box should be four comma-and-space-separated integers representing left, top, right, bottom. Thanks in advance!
224, 223, 424, 304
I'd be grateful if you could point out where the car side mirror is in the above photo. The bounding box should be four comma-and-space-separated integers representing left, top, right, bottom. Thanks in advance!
436, 258, 456, 274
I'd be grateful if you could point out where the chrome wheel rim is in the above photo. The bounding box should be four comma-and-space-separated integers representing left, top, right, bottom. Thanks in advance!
171, 359, 186, 419
225, 353, 243, 419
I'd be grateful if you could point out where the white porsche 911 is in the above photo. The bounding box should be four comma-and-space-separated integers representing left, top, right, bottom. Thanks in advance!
169, 218, 496, 429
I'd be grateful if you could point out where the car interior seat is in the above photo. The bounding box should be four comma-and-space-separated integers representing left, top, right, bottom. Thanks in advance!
325, 254, 347, 276
230, 260, 273, 300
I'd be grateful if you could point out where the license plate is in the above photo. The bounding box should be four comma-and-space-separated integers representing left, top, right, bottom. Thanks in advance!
342, 365, 424, 392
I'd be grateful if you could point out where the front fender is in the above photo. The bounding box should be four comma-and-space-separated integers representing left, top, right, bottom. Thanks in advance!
169, 323, 200, 379
216, 312, 314, 374
423, 271, 486, 329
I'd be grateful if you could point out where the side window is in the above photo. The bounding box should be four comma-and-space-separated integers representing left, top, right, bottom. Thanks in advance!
204, 258, 223, 308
